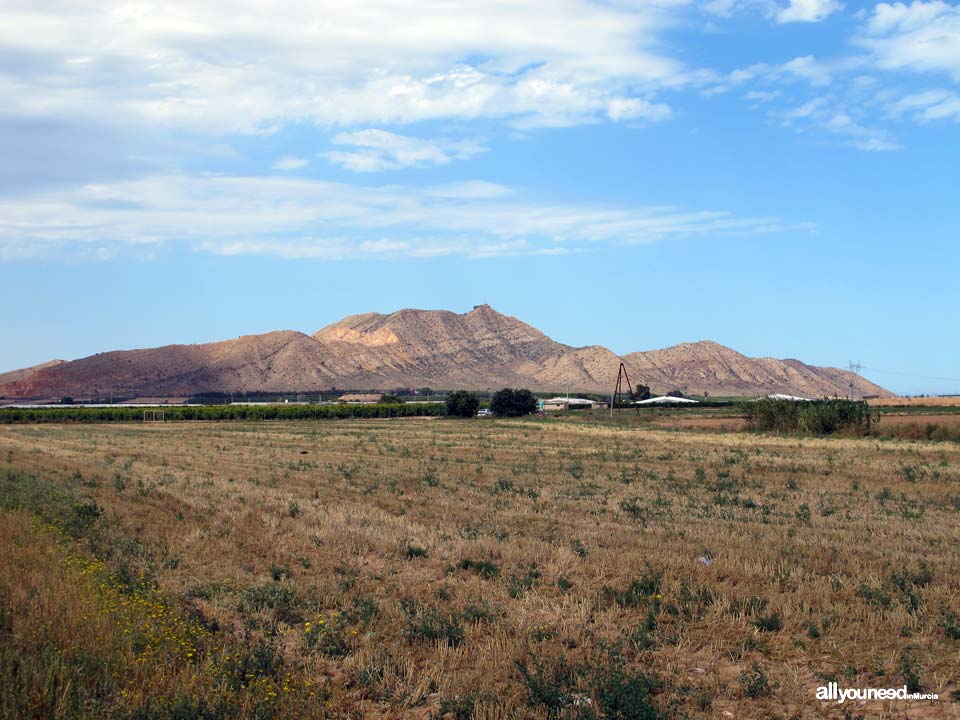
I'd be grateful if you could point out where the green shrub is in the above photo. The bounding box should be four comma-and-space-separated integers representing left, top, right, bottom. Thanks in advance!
741, 399, 877, 436
457, 558, 499, 578
740, 662, 770, 699
401, 600, 465, 646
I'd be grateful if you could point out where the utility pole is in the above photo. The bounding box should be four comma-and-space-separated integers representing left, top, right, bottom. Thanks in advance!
848, 361, 862, 401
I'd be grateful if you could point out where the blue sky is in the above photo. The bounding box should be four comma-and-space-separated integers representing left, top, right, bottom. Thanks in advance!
1, 0, 958, 394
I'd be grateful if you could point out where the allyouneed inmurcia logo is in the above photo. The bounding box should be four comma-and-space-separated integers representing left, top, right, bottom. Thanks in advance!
816, 682, 939, 704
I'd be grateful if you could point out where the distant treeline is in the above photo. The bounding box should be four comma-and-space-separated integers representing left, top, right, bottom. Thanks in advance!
0, 403, 445, 424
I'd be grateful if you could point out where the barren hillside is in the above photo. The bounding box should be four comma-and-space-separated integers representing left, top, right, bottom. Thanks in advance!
0, 306, 892, 399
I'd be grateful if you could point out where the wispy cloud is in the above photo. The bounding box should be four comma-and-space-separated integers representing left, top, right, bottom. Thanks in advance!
323, 130, 487, 172
893, 89, 960, 121
272, 156, 310, 171
701, 0, 843, 23
776, 0, 843, 23
0, 175, 807, 262
0, 1, 687, 134
859, 1, 960, 80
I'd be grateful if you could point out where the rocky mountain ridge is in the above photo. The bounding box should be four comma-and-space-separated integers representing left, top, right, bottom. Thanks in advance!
0, 305, 891, 399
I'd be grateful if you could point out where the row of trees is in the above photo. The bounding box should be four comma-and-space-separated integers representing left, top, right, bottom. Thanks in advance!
445, 388, 539, 418
0, 403, 444, 424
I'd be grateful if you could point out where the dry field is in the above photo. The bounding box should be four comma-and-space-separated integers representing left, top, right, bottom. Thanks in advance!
869, 398, 960, 408
1, 418, 959, 719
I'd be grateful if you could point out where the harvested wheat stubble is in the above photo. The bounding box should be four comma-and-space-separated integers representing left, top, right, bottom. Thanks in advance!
1, 419, 958, 719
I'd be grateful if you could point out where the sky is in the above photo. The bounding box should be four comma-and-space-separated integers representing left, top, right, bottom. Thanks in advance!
1, 0, 958, 395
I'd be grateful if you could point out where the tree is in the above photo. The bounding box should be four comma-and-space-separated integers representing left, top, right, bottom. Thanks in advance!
446, 390, 480, 418
634, 384, 652, 401
379, 394, 404, 404
666, 389, 686, 398
490, 388, 538, 417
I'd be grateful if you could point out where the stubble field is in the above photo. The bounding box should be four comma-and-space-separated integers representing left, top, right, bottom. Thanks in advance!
1, 418, 959, 719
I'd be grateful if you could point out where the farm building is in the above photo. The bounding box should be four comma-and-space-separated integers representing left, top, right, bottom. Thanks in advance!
541, 397, 608, 412
337, 393, 382, 404
635, 396, 699, 405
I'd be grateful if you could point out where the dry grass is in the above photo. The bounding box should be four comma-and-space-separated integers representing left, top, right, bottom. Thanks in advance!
1, 418, 959, 719
869, 397, 960, 408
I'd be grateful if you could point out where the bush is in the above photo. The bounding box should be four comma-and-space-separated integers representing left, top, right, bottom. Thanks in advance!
457, 558, 499, 578
740, 662, 770, 699
741, 399, 877, 436
490, 388, 538, 417
401, 600, 465, 646
445, 390, 480, 418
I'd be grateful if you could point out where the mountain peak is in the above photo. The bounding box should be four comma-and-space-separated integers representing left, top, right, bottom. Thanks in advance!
467, 303, 496, 314
0, 307, 893, 399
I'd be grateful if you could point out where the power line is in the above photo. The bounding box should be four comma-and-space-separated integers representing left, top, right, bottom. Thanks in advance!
848, 361, 862, 401
858, 366, 960, 384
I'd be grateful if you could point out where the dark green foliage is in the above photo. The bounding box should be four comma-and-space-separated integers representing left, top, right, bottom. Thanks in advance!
586, 662, 661, 720
0, 468, 102, 539
506, 564, 542, 598
740, 662, 770, 699
405, 544, 428, 559
445, 390, 480, 418
436, 694, 478, 720
752, 612, 783, 632
302, 617, 349, 658
898, 648, 922, 693
634, 385, 652, 401
462, 600, 501, 624
221, 640, 284, 691
941, 609, 960, 640
378, 394, 404, 404
516, 652, 663, 720
124, 696, 242, 720
457, 558, 500, 578
514, 656, 577, 718
241, 584, 299, 624
401, 600, 465, 646
600, 566, 663, 608
490, 388, 538, 417
741, 398, 878, 436
0, 402, 445, 424
569, 538, 588, 558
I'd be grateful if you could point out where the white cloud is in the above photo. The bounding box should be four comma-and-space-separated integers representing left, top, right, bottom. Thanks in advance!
272, 156, 310, 171
781, 56, 836, 86
894, 89, 960, 121
744, 90, 782, 102
776, 97, 901, 150
0, 174, 803, 262
0, 1, 687, 133
607, 97, 673, 122
860, 1, 960, 80
322, 129, 487, 172
776, 0, 843, 23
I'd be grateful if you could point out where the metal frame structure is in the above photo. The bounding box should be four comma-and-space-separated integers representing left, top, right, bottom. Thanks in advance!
610, 362, 640, 417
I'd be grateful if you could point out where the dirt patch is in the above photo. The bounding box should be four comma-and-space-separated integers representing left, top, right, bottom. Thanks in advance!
650, 416, 748, 431
879, 413, 960, 428
869, 396, 960, 407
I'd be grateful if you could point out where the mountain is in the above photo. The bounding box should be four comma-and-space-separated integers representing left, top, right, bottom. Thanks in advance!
622, 341, 888, 398
0, 305, 891, 400
0, 359, 66, 386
